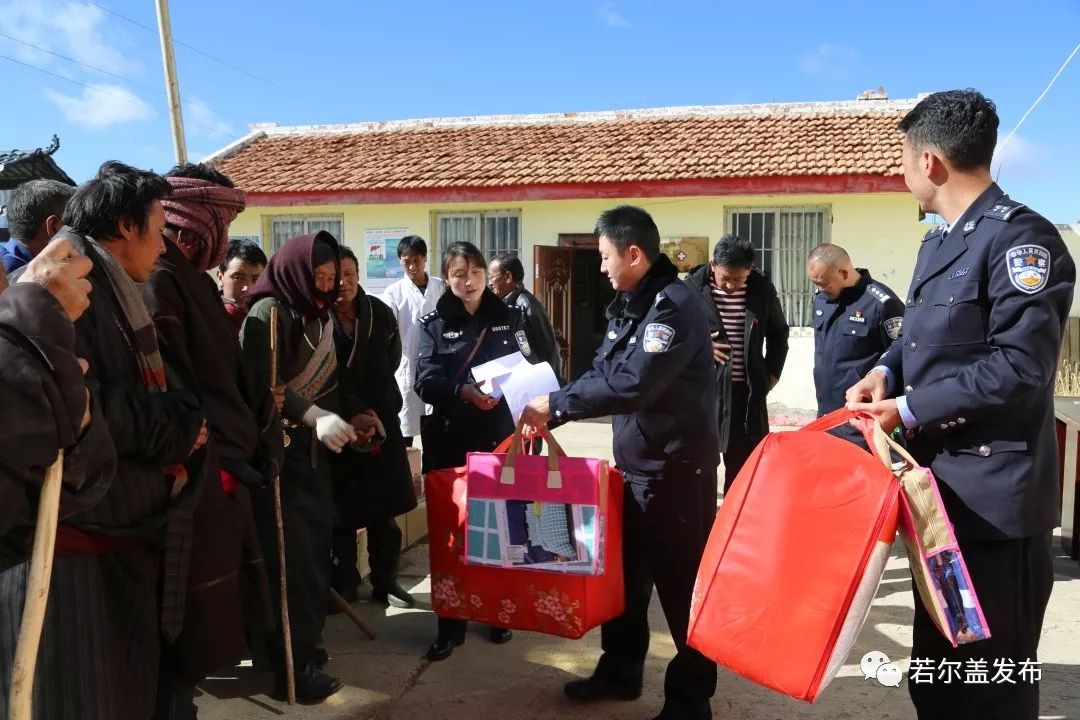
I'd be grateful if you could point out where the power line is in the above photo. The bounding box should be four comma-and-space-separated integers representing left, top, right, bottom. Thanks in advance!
87, 0, 290, 92
996, 40, 1080, 181
0, 30, 242, 136
0, 52, 246, 142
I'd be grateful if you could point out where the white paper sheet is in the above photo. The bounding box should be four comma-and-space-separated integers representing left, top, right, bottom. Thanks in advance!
467, 351, 560, 420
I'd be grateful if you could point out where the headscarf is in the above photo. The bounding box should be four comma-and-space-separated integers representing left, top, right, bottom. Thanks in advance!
161, 176, 246, 271
246, 230, 341, 326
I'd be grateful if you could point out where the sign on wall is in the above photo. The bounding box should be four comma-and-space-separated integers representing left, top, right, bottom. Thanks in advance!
363, 227, 410, 294
661, 236, 709, 274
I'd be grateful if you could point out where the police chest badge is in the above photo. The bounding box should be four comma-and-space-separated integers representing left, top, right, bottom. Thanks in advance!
514, 330, 532, 356
642, 323, 675, 353
884, 316, 903, 340
1006, 245, 1050, 294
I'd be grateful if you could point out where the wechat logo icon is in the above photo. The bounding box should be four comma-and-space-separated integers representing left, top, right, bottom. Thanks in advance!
861, 651, 903, 687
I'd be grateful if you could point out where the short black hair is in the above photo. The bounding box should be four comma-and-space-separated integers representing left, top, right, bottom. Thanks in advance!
397, 235, 427, 258
339, 245, 359, 270
898, 90, 999, 170
492, 252, 523, 283
6, 179, 75, 240
712, 234, 755, 268
165, 161, 235, 187
441, 240, 486, 278
219, 238, 267, 271
63, 161, 171, 239
595, 205, 660, 261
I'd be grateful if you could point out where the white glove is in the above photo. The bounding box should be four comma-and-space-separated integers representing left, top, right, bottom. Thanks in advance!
302, 406, 358, 453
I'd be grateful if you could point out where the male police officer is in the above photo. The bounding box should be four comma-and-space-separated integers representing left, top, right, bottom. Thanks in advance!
806, 243, 904, 447
847, 90, 1075, 720
523, 205, 719, 720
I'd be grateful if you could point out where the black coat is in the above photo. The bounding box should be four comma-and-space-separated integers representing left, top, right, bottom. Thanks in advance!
0, 283, 116, 567
684, 264, 789, 449
550, 255, 719, 480
879, 184, 1075, 539
144, 238, 276, 675
415, 288, 532, 472
504, 286, 562, 381
330, 288, 418, 527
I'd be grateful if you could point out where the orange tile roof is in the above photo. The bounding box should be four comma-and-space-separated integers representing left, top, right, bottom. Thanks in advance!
210, 99, 915, 194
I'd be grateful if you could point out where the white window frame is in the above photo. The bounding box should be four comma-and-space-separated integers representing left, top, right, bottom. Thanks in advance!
434, 209, 522, 262
264, 213, 345, 253
726, 205, 831, 328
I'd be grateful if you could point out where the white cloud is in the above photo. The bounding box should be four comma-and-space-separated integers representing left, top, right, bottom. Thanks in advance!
44, 83, 155, 130
992, 134, 1053, 181
185, 95, 235, 140
597, 2, 630, 28
0, 0, 130, 74
799, 43, 859, 77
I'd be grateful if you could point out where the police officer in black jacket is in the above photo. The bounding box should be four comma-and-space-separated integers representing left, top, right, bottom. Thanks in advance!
524, 206, 719, 720
415, 240, 533, 661
848, 90, 1075, 720
806, 243, 904, 447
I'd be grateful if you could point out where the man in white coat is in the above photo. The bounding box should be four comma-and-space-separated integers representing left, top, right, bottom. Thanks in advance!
380, 235, 446, 444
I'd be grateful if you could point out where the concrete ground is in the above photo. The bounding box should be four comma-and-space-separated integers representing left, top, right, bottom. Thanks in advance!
196, 421, 1080, 720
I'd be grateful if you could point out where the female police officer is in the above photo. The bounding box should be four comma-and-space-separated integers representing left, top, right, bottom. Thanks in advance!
414, 240, 533, 661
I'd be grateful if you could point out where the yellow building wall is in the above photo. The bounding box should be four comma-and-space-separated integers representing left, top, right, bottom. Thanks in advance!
228, 192, 926, 412
228, 191, 926, 303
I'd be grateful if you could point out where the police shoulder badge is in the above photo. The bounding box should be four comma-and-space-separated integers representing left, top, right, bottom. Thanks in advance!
514, 330, 532, 356
642, 323, 675, 353
884, 316, 903, 340
1006, 245, 1050, 294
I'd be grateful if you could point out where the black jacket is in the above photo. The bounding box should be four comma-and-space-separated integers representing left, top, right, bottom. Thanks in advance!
879, 184, 1075, 539
550, 255, 719, 480
331, 288, 418, 526
504, 286, 562, 381
415, 288, 532, 472
684, 264, 789, 450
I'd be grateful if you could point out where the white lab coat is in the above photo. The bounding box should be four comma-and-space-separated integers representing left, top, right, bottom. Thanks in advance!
379, 274, 447, 438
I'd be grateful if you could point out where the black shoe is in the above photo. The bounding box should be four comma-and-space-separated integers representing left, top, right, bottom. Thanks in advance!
424, 636, 464, 662
564, 676, 642, 702
274, 661, 344, 702
488, 627, 513, 644
371, 583, 416, 609
312, 647, 329, 669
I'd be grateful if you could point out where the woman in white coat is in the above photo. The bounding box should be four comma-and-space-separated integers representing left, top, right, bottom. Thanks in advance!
379, 235, 446, 443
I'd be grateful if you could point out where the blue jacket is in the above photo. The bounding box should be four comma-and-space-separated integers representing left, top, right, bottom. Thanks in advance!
879, 184, 1075, 539
0, 238, 32, 273
550, 254, 719, 480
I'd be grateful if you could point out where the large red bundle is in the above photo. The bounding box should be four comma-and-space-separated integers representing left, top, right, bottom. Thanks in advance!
687, 409, 900, 701
425, 431, 624, 639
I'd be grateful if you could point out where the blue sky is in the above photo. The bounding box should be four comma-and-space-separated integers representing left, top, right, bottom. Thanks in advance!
2, 0, 1078, 221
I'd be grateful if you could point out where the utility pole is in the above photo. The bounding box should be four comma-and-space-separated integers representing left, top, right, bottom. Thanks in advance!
155, 0, 187, 165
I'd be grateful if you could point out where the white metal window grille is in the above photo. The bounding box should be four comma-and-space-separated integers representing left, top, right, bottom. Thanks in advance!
727, 207, 829, 327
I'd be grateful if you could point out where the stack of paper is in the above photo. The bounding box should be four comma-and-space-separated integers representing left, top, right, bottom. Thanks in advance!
470, 352, 561, 421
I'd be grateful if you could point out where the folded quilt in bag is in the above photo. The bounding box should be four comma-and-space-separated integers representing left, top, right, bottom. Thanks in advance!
866, 423, 991, 647
688, 408, 899, 702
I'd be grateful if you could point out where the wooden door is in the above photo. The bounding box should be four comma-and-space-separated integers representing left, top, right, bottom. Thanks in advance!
533, 245, 574, 376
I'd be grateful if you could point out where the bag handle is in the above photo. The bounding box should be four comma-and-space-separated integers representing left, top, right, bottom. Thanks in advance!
799, 407, 859, 432
867, 421, 920, 473
499, 418, 564, 489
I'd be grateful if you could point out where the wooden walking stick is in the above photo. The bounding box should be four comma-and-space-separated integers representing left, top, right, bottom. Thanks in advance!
269, 306, 296, 705
8, 451, 64, 720
329, 588, 377, 640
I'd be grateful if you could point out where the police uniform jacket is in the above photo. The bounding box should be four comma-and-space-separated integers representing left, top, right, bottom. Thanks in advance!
550, 254, 719, 481
878, 184, 1075, 539
414, 288, 532, 472
504, 286, 562, 381
684, 264, 789, 449
812, 269, 904, 415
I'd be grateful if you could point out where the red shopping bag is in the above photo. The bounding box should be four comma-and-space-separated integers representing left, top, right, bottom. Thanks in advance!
425, 427, 624, 639
687, 408, 899, 702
